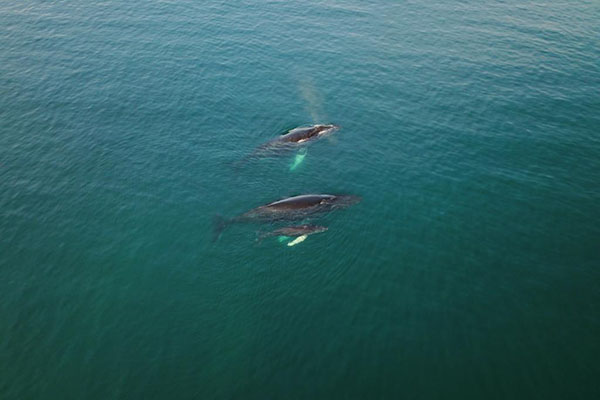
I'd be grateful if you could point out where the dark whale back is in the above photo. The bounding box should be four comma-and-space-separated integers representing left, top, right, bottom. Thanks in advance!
235, 193, 359, 223
265, 194, 335, 210
257, 224, 328, 242
275, 225, 328, 235
279, 126, 322, 143
246, 125, 339, 161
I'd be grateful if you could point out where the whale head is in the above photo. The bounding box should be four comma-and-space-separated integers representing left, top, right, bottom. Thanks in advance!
306, 225, 329, 234
325, 194, 361, 209
315, 124, 340, 137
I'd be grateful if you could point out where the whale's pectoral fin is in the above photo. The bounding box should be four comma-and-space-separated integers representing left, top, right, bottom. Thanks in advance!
289, 150, 307, 171
287, 234, 308, 247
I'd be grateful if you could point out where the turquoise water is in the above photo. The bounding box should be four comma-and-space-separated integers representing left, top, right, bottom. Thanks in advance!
1, 1, 599, 398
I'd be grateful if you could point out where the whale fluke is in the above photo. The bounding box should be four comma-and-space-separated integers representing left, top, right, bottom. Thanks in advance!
212, 215, 230, 242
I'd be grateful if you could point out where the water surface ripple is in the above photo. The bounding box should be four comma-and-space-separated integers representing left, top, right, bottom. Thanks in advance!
1, 1, 599, 399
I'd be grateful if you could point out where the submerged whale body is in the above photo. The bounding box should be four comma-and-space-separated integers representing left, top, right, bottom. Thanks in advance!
257, 224, 328, 242
213, 194, 360, 240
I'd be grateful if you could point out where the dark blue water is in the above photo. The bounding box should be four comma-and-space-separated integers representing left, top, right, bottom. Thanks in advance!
1, 1, 599, 398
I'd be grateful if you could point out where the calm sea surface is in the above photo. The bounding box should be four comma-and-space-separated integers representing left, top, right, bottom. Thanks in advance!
1, 1, 599, 399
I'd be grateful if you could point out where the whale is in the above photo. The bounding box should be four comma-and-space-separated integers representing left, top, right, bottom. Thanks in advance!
213, 194, 360, 240
252, 124, 340, 156
232, 124, 339, 169
257, 224, 328, 243
272, 124, 339, 145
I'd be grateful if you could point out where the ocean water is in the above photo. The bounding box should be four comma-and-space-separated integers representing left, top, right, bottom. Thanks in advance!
1, 1, 599, 398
